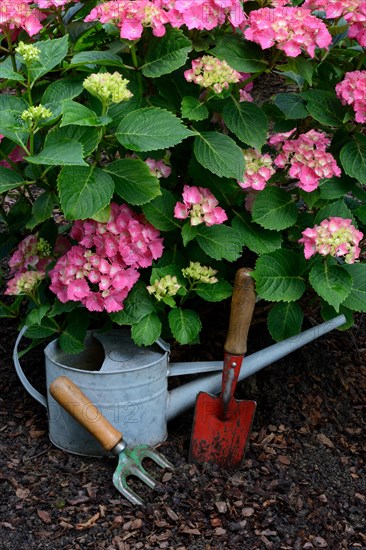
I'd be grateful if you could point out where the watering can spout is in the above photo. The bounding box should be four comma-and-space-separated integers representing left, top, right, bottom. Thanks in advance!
166, 314, 346, 423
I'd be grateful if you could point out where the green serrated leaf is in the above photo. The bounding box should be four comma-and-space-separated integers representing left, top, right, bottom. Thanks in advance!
69, 50, 124, 67
252, 187, 297, 230
27, 192, 58, 229
222, 101, 268, 150
0, 95, 29, 147
0, 60, 25, 82
309, 261, 352, 311
28, 35, 69, 85
196, 280, 233, 302
141, 189, 180, 231
318, 176, 355, 200
41, 78, 84, 105
195, 225, 243, 261
0, 167, 24, 194
142, 27, 192, 78
116, 107, 193, 152
354, 204, 366, 224
303, 90, 346, 127
104, 158, 161, 205
61, 101, 111, 127
181, 222, 198, 246
314, 198, 356, 225
58, 309, 89, 354
58, 165, 114, 219
25, 305, 50, 327
274, 93, 308, 119
320, 302, 354, 330
46, 125, 99, 157
194, 131, 245, 180
340, 135, 366, 184
27, 140, 88, 166
267, 302, 304, 341
181, 96, 209, 121
211, 35, 267, 72
341, 263, 366, 312
168, 308, 202, 344
232, 212, 282, 254
131, 313, 162, 346
253, 250, 306, 302
111, 282, 155, 325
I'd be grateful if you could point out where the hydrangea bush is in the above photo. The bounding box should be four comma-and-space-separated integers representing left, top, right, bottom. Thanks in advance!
1, 0, 365, 352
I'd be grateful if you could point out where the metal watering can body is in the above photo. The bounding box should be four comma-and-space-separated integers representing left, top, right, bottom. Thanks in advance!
13, 315, 346, 457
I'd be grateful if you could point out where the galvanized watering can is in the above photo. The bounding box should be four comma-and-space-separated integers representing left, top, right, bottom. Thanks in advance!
14, 314, 345, 457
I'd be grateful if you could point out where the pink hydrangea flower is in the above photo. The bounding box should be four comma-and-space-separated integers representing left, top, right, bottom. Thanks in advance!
0, 0, 44, 36
85, 0, 170, 40
335, 70, 366, 124
145, 158, 171, 178
5, 271, 45, 296
244, 7, 332, 58
36, 0, 80, 8
50, 203, 163, 312
299, 217, 363, 264
49, 246, 141, 312
71, 203, 164, 269
345, 2, 366, 47
302, 0, 359, 19
174, 185, 228, 226
238, 149, 276, 191
271, 130, 341, 192
156, 0, 245, 30
5, 233, 60, 296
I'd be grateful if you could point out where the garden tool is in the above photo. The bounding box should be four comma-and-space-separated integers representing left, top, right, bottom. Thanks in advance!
189, 268, 256, 469
49, 376, 174, 506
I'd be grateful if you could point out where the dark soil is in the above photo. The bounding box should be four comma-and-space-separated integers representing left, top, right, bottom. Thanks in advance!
0, 313, 365, 550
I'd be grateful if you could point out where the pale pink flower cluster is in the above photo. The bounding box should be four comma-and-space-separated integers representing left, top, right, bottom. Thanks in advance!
37, 0, 79, 7
5, 234, 52, 295
238, 149, 276, 191
174, 185, 228, 226
85, 0, 169, 40
301, 0, 359, 19
84, 0, 245, 40
302, 0, 366, 47
299, 217, 363, 264
49, 203, 164, 313
271, 130, 341, 192
244, 7, 332, 58
145, 158, 171, 178
345, 2, 366, 47
156, 0, 245, 30
184, 55, 241, 94
0, 0, 43, 36
335, 70, 366, 124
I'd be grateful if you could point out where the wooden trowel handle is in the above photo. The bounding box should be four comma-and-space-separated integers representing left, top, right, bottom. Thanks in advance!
224, 268, 256, 356
50, 376, 122, 452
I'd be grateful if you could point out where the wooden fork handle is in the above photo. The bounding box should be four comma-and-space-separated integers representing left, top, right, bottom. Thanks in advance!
50, 376, 122, 452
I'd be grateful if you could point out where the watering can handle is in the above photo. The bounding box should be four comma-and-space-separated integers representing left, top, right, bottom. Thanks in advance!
50, 376, 123, 452
224, 268, 256, 356
13, 326, 47, 408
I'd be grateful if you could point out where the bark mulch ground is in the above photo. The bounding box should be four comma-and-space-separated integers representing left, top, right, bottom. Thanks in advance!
0, 313, 365, 549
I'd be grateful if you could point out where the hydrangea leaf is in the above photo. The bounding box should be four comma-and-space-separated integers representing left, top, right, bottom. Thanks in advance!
193, 131, 245, 180
267, 302, 304, 341
309, 261, 352, 312
168, 308, 202, 344
253, 250, 306, 302
222, 100, 268, 150
58, 165, 114, 219
131, 313, 162, 346
252, 187, 297, 230
116, 107, 193, 151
